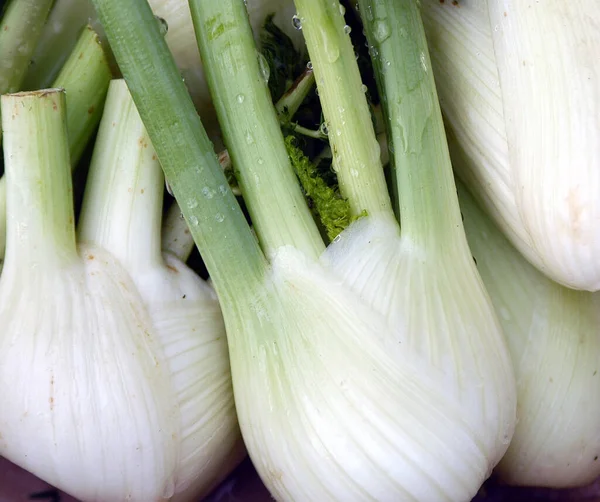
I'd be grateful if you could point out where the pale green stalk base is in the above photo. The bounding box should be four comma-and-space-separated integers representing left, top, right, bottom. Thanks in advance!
189, 0, 324, 260
0, 25, 111, 266
54, 25, 113, 165
1, 89, 77, 268
293, 0, 392, 219
0, 0, 54, 95
359, 0, 465, 249
78, 80, 163, 272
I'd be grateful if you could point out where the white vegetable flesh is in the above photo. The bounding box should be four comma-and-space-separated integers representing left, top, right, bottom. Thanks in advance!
226, 230, 515, 501
421, 0, 600, 291
89, 0, 518, 500
459, 182, 600, 488
0, 85, 241, 502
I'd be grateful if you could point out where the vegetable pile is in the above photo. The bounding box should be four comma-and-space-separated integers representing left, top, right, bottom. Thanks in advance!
0, 0, 597, 501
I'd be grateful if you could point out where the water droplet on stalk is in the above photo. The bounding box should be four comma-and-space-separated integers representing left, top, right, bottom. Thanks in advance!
373, 20, 391, 43
257, 52, 270, 84
292, 14, 302, 30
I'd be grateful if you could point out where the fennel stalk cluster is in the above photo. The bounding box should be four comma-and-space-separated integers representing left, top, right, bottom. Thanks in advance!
93, 0, 518, 499
0, 0, 598, 500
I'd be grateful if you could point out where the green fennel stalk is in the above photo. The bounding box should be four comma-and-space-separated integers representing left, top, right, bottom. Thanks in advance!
90, 0, 266, 302
0, 0, 54, 96
53, 25, 113, 164
189, 0, 323, 259
21, 0, 100, 90
0, 24, 111, 266
293, 0, 392, 220
358, 0, 465, 247
2, 90, 76, 266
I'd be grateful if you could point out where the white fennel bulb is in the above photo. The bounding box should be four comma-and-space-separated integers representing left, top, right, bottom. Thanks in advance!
420, 0, 600, 291
459, 181, 600, 488
225, 244, 507, 501
0, 86, 241, 501
93, 0, 517, 499
190, 0, 516, 499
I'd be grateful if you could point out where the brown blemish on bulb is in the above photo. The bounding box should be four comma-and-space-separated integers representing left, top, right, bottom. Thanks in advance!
88, 105, 95, 115
268, 468, 283, 482
166, 264, 179, 273
566, 187, 584, 240
49, 374, 55, 411
87, 254, 95, 260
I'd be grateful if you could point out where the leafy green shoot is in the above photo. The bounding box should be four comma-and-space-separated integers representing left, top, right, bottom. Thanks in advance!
285, 136, 351, 242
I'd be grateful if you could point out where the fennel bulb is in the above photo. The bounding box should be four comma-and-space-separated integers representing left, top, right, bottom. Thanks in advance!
459, 181, 600, 488
94, 0, 517, 500
0, 86, 241, 501
420, 0, 600, 291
